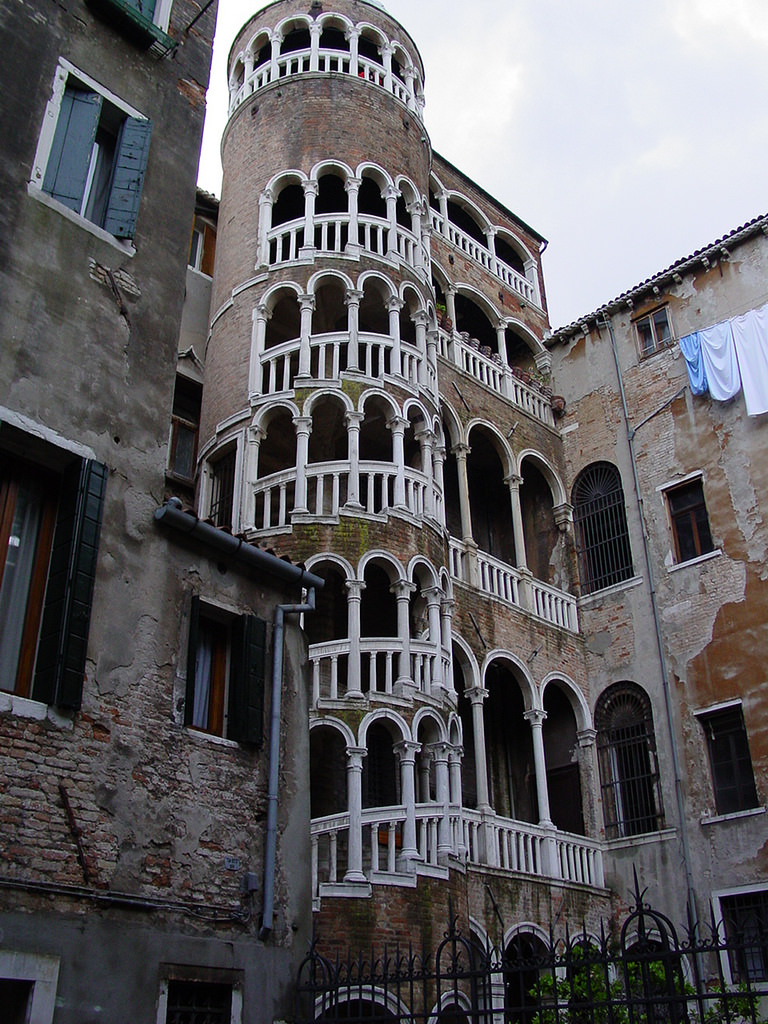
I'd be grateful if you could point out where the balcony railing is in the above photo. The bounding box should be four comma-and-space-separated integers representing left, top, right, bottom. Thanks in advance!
266, 213, 424, 277
230, 49, 422, 119
311, 805, 603, 901
450, 539, 579, 632
438, 331, 555, 427
430, 210, 540, 306
256, 331, 425, 398
309, 636, 450, 704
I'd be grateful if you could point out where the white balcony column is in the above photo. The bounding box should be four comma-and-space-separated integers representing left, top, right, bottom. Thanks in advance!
300, 179, 318, 259
453, 443, 473, 541
407, 200, 423, 268
257, 188, 274, 268
448, 744, 467, 859
437, 191, 449, 231
387, 415, 408, 509
380, 41, 394, 92
243, 49, 254, 83
426, 326, 440, 393
525, 257, 541, 305
506, 472, 528, 570
394, 740, 421, 864
403, 65, 416, 110
524, 709, 553, 827
419, 585, 443, 691
249, 302, 271, 396
387, 296, 404, 378
297, 292, 315, 381
345, 746, 368, 882
485, 224, 497, 266
393, 579, 416, 694
383, 184, 400, 257
345, 410, 364, 509
430, 742, 453, 858
414, 427, 435, 517
291, 415, 312, 515
345, 579, 365, 698
270, 33, 281, 81
347, 26, 360, 75
440, 598, 454, 689
345, 176, 362, 256
495, 321, 509, 365
241, 425, 265, 532
465, 686, 491, 812
309, 20, 321, 71
413, 310, 430, 387
418, 747, 433, 802
345, 288, 364, 373
433, 442, 446, 527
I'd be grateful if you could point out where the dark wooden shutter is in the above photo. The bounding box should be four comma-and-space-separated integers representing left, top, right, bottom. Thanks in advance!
184, 595, 201, 726
228, 615, 266, 745
103, 117, 152, 238
43, 87, 102, 212
33, 459, 107, 708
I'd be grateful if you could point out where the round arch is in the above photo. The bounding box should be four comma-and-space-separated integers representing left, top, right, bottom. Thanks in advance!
358, 707, 411, 746
304, 551, 355, 580
302, 386, 354, 418
539, 673, 591, 733
516, 448, 567, 506
309, 157, 355, 184
309, 715, 356, 748
481, 650, 536, 711
412, 707, 447, 744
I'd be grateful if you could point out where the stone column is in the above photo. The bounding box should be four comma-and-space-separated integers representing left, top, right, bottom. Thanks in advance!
381, 41, 394, 92
465, 686, 491, 811
347, 27, 360, 76
383, 184, 400, 257
394, 740, 420, 864
440, 598, 454, 694
496, 321, 508, 364
433, 442, 446, 528
241, 425, 265, 532
393, 579, 415, 694
257, 189, 274, 268
506, 473, 528, 570
449, 744, 467, 859
309, 21, 321, 71
345, 288, 364, 373
431, 742, 453, 858
387, 415, 408, 510
346, 579, 365, 699
413, 310, 430, 387
418, 747, 433, 803
345, 410, 363, 510
300, 179, 318, 259
407, 200, 423, 270
415, 427, 435, 517
269, 34, 280, 84
524, 709, 553, 826
387, 296, 404, 378
404, 66, 416, 111
249, 303, 271, 396
292, 415, 312, 515
345, 176, 361, 256
345, 746, 368, 882
297, 292, 315, 382
453, 442, 478, 587
422, 586, 443, 691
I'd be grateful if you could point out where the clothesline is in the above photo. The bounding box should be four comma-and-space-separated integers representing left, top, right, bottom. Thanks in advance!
678, 301, 768, 416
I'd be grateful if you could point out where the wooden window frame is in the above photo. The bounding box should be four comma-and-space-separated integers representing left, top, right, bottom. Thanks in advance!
699, 705, 759, 816
634, 306, 673, 357
665, 477, 714, 563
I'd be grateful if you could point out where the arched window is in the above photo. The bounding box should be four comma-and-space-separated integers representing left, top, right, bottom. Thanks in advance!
595, 683, 664, 839
572, 462, 633, 594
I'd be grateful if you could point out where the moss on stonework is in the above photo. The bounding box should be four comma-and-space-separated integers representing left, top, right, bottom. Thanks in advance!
341, 379, 364, 404
331, 517, 370, 557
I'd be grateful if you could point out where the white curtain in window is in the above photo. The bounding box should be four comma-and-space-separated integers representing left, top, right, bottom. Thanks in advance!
0, 482, 43, 691
192, 630, 213, 728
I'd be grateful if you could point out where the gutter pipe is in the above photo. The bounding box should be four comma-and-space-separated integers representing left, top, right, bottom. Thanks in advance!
154, 499, 323, 939
599, 315, 699, 921
259, 587, 317, 940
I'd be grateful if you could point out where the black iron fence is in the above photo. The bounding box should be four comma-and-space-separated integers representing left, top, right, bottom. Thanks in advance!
297, 884, 768, 1024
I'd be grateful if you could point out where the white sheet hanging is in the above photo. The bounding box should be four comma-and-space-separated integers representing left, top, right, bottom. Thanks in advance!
698, 320, 741, 402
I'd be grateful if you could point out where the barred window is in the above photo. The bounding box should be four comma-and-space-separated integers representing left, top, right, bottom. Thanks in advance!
720, 890, 768, 982
595, 683, 664, 839
573, 463, 634, 594
166, 980, 232, 1024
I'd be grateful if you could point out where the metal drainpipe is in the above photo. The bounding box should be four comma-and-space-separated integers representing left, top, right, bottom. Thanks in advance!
600, 314, 699, 919
259, 586, 316, 941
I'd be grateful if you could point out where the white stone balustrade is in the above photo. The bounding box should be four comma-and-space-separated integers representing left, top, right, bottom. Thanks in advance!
429, 210, 540, 306
230, 47, 423, 119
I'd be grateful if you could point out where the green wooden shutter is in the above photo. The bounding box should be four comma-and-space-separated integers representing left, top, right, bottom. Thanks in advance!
33, 459, 107, 708
125, 0, 157, 18
184, 595, 201, 726
103, 117, 152, 238
43, 87, 102, 212
228, 615, 266, 745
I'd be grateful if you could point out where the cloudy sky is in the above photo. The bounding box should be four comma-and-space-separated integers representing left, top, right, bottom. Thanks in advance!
197, 0, 768, 328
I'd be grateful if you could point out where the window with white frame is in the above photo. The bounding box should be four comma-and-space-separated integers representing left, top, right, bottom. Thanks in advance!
185, 597, 266, 745
635, 307, 673, 357
1, 426, 106, 709
156, 966, 243, 1024
31, 61, 152, 241
664, 476, 714, 564
715, 888, 768, 983
0, 951, 60, 1024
